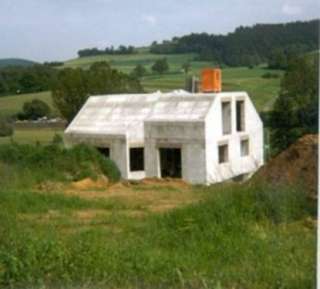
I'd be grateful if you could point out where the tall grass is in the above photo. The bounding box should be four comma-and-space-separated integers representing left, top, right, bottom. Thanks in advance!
0, 143, 121, 191
0, 182, 316, 289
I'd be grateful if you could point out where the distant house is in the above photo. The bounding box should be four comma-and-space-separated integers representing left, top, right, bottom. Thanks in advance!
65, 70, 264, 184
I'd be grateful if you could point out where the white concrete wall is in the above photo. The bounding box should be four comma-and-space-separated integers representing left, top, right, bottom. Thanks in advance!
205, 92, 264, 183
144, 121, 207, 184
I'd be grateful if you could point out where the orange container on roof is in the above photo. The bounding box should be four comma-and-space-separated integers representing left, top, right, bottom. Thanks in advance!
201, 68, 222, 93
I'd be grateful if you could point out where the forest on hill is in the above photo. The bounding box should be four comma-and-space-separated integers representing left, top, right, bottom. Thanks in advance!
0, 58, 37, 68
150, 19, 319, 66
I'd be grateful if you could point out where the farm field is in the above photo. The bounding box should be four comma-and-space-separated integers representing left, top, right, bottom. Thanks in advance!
0, 91, 54, 118
0, 61, 282, 119
0, 52, 282, 145
64, 52, 282, 111
0, 127, 64, 145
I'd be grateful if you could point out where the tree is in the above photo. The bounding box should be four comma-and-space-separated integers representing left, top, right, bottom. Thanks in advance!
182, 62, 191, 74
18, 99, 51, 120
149, 19, 319, 67
131, 64, 147, 78
151, 58, 169, 74
52, 62, 143, 122
269, 55, 318, 154
268, 49, 287, 69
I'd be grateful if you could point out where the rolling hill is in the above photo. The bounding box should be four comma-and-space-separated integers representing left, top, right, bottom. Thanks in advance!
63, 51, 283, 112
0, 58, 37, 68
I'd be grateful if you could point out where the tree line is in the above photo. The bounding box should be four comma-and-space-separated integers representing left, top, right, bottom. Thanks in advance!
78, 45, 136, 57
268, 53, 318, 153
150, 20, 319, 67
0, 64, 57, 96
52, 61, 143, 122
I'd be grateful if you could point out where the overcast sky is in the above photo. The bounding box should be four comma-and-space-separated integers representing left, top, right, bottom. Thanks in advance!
0, 0, 318, 62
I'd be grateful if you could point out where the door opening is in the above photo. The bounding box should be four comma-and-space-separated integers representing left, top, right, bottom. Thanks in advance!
130, 147, 144, 171
159, 148, 182, 178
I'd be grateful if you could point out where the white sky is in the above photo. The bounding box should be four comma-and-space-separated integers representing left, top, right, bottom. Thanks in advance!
0, 0, 318, 62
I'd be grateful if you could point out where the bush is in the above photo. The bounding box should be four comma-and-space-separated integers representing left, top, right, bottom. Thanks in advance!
17, 99, 51, 120
51, 133, 64, 146
261, 72, 279, 79
0, 116, 14, 137
0, 143, 121, 189
131, 64, 147, 78
151, 58, 169, 74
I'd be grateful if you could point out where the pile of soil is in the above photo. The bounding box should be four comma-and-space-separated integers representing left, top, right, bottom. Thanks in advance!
70, 176, 109, 190
256, 134, 318, 197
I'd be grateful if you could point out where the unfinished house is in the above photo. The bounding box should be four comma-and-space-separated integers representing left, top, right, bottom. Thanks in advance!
65, 69, 264, 184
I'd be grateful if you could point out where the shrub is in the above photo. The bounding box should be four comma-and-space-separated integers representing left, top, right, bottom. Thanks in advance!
151, 58, 169, 74
261, 72, 279, 79
51, 133, 64, 146
0, 116, 14, 137
131, 64, 147, 78
17, 99, 51, 120
0, 143, 121, 189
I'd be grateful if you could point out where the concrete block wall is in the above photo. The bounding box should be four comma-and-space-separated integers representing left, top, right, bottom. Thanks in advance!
205, 93, 264, 183
144, 121, 207, 184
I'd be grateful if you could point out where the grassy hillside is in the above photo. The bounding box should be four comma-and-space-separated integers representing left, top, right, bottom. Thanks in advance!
0, 65, 281, 121
64, 52, 282, 111
0, 52, 282, 147
63, 52, 197, 72
0, 58, 37, 68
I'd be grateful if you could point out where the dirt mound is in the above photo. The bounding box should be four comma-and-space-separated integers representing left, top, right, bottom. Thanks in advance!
140, 177, 190, 188
256, 134, 318, 196
70, 176, 109, 190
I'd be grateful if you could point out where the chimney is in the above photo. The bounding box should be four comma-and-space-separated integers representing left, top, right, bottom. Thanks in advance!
201, 68, 222, 93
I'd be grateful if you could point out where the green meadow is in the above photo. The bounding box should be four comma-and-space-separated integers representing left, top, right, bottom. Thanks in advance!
0, 91, 54, 118
0, 52, 282, 123
0, 127, 64, 145
64, 52, 282, 111
0, 142, 316, 289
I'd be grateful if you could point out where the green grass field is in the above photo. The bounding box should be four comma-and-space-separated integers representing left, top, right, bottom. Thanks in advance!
0, 52, 282, 144
0, 91, 54, 118
0, 127, 63, 145
0, 140, 316, 289
0, 141, 316, 289
64, 52, 282, 111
